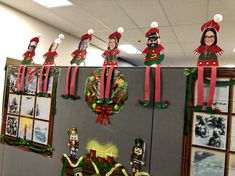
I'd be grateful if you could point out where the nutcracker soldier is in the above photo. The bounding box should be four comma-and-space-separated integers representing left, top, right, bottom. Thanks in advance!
62, 29, 94, 100
97, 27, 124, 104
138, 22, 168, 109
68, 127, 79, 161
130, 138, 146, 174
193, 14, 223, 114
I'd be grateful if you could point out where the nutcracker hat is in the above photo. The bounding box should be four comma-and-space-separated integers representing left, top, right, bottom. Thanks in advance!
53, 34, 65, 44
145, 21, 159, 39
108, 27, 124, 42
71, 127, 77, 135
135, 138, 144, 147
29, 33, 41, 46
201, 14, 223, 33
81, 29, 94, 41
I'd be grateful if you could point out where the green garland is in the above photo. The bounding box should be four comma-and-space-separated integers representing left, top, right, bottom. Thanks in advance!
85, 68, 128, 123
183, 68, 235, 134
0, 134, 54, 153
61, 154, 129, 176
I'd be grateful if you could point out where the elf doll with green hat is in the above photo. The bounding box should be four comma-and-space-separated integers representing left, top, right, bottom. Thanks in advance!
138, 22, 168, 109
193, 14, 223, 114
97, 27, 124, 104
61, 29, 94, 100
130, 138, 146, 174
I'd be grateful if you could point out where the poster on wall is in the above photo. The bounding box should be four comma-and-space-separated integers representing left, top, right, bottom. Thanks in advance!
33, 120, 49, 145
194, 79, 230, 113
8, 94, 20, 115
192, 112, 227, 150
190, 147, 225, 176
233, 86, 235, 113
18, 117, 33, 140
5, 115, 19, 137
20, 95, 35, 117
230, 116, 235, 151
229, 154, 235, 176
35, 97, 51, 120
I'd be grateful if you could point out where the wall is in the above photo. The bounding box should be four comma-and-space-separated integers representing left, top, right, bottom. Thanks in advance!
0, 67, 186, 176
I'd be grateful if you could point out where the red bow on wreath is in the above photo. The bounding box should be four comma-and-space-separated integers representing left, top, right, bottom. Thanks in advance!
95, 104, 113, 125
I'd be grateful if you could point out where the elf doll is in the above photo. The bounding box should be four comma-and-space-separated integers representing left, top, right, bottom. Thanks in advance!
193, 14, 223, 114
43, 34, 64, 66
61, 29, 94, 100
97, 27, 124, 104
21, 33, 40, 65
138, 22, 168, 109
130, 138, 146, 174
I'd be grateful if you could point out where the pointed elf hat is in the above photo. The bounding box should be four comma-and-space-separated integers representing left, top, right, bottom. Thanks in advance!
81, 29, 94, 40
53, 34, 65, 44
29, 33, 41, 46
108, 27, 124, 42
201, 14, 223, 33
145, 21, 159, 38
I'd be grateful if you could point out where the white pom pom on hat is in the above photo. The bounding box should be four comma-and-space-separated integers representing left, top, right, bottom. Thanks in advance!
117, 27, 124, 33
214, 14, 223, 23
58, 34, 65, 40
35, 33, 41, 38
151, 21, 158, 28
88, 29, 94, 35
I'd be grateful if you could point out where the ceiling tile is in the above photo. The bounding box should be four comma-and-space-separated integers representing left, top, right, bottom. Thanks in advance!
160, 0, 208, 25
79, 1, 136, 29
208, 0, 235, 22
123, 29, 145, 43
173, 24, 201, 42
114, 0, 169, 27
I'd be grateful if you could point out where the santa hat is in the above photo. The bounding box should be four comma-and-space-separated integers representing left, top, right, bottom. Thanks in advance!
54, 34, 65, 44
81, 29, 94, 40
108, 27, 124, 42
29, 33, 41, 46
201, 14, 223, 33
135, 138, 144, 147
145, 22, 159, 39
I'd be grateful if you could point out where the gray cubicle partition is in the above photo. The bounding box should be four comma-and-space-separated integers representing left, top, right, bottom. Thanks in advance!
0, 67, 186, 176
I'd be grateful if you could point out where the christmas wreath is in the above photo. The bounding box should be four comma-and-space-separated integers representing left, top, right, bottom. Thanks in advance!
85, 68, 128, 125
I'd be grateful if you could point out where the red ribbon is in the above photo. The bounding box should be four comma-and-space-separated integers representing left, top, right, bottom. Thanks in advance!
95, 105, 113, 125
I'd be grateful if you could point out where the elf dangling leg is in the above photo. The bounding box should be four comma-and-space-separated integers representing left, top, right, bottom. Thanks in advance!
43, 66, 51, 94
154, 64, 168, 109
206, 66, 217, 114
193, 66, 204, 112
69, 66, 80, 100
97, 65, 107, 103
138, 66, 151, 107
104, 66, 114, 104
61, 66, 72, 99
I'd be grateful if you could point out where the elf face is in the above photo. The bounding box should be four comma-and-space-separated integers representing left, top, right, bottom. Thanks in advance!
28, 45, 36, 52
204, 30, 215, 46
50, 43, 58, 52
79, 38, 90, 51
108, 38, 117, 50
147, 37, 158, 47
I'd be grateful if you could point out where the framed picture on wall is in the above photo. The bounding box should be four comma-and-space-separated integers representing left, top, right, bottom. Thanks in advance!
5, 115, 19, 137
228, 154, 235, 176
18, 117, 33, 140
230, 116, 235, 151
37, 75, 54, 94
20, 95, 35, 117
233, 86, 235, 114
194, 79, 230, 113
33, 120, 49, 145
7, 93, 20, 115
9, 72, 17, 92
190, 147, 225, 176
35, 97, 51, 120
192, 112, 227, 150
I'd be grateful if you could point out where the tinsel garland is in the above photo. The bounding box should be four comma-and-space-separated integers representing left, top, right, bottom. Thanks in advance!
183, 68, 235, 134
0, 134, 54, 153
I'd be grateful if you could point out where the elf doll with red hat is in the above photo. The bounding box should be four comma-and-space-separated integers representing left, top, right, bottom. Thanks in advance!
21, 33, 41, 65
16, 33, 41, 93
38, 34, 64, 95
193, 14, 223, 114
61, 29, 94, 100
138, 22, 168, 109
97, 27, 124, 104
